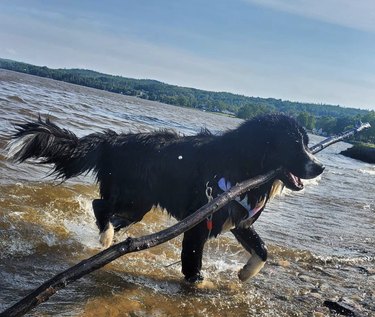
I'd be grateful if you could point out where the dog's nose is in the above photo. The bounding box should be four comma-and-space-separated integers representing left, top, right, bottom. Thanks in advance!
315, 163, 325, 175
311, 159, 325, 176
303, 158, 325, 179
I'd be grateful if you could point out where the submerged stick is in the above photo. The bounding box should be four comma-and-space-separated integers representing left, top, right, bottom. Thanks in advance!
0, 122, 370, 317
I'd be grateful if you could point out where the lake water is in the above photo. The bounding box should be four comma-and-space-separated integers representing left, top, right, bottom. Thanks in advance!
0, 69, 374, 316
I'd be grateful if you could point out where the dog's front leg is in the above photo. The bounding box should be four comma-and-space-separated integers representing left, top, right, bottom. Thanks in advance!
181, 222, 208, 283
231, 226, 268, 281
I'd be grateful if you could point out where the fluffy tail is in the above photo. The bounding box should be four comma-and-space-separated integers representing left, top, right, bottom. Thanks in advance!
8, 116, 112, 180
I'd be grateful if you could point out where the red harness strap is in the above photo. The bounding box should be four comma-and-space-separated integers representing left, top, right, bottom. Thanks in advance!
206, 218, 213, 231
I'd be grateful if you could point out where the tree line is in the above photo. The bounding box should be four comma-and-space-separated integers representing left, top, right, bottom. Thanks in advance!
1, 58, 373, 143
237, 105, 375, 143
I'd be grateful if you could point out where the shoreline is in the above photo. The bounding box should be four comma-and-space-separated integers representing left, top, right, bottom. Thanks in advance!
340, 142, 375, 164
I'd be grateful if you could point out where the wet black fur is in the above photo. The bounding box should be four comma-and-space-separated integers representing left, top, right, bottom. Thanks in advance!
10, 114, 323, 282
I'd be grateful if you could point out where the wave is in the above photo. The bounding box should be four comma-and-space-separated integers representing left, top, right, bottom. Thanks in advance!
7, 95, 27, 103
359, 168, 375, 175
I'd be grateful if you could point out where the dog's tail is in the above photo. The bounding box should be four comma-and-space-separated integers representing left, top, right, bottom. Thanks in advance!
8, 116, 113, 180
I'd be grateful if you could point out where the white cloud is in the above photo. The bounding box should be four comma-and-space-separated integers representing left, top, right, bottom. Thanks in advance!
0, 11, 245, 91
245, 0, 375, 33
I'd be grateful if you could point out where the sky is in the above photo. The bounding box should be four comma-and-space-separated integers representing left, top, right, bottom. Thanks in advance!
0, 0, 374, 111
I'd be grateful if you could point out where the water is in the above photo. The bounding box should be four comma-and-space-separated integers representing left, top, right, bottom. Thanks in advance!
0, 69, 374, 316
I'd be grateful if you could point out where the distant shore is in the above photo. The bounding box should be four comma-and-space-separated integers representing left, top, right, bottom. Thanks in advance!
1, 59, 374, 146
340, 143, 375, 164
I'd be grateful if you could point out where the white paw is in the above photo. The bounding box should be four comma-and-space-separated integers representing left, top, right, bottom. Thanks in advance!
99, 222, 114, 248
238, 253, 266, 282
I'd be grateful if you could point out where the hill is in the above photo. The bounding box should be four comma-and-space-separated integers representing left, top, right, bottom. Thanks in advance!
0, 58, 373, 143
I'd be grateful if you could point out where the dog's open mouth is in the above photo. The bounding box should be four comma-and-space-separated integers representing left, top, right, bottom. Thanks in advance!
281, 170, 304, 191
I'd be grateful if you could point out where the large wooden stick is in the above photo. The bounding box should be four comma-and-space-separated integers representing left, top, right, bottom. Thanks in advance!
1, 122, 370, 317
309, 122, 371, 154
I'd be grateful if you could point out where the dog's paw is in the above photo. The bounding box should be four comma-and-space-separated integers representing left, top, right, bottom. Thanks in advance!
183, 274, 216, 289
99, 222, 114, 248
184, 273, 204, 284
238, 253, 266, 282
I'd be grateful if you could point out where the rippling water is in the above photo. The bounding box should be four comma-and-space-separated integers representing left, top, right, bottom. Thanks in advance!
0, 70, 374, 316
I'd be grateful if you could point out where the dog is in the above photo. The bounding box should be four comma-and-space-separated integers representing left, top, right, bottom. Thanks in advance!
8, 113, 324, 282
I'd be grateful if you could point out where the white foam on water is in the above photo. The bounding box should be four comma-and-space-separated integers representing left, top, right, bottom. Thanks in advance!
2, 237, 35, 257
362, 203, 373, 211
303, 174, 322, 186
312, 253, 375, 265
359, 168, 375, 175
63, 194, 101, 249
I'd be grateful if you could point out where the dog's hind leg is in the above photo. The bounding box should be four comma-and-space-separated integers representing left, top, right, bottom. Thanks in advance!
181, 223, 208, 283
231, 226, 268, 281
92, 199, 115, 248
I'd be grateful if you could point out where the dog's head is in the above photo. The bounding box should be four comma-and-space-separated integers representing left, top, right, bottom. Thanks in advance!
239, 114, 325, 191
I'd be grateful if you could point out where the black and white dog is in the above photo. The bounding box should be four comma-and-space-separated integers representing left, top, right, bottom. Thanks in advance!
9, 114, 324, 282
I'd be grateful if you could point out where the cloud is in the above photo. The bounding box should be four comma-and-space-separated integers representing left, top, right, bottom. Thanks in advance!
244, 0, 375, 33
0, 10, 245, 91
0, 5, 374, 110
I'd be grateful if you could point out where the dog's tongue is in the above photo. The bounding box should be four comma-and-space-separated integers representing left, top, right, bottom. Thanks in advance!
290, 173, 303, 188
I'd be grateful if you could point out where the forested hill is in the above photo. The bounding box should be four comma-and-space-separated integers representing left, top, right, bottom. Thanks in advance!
0, 58, 366, 117
1, 58, 374, 143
